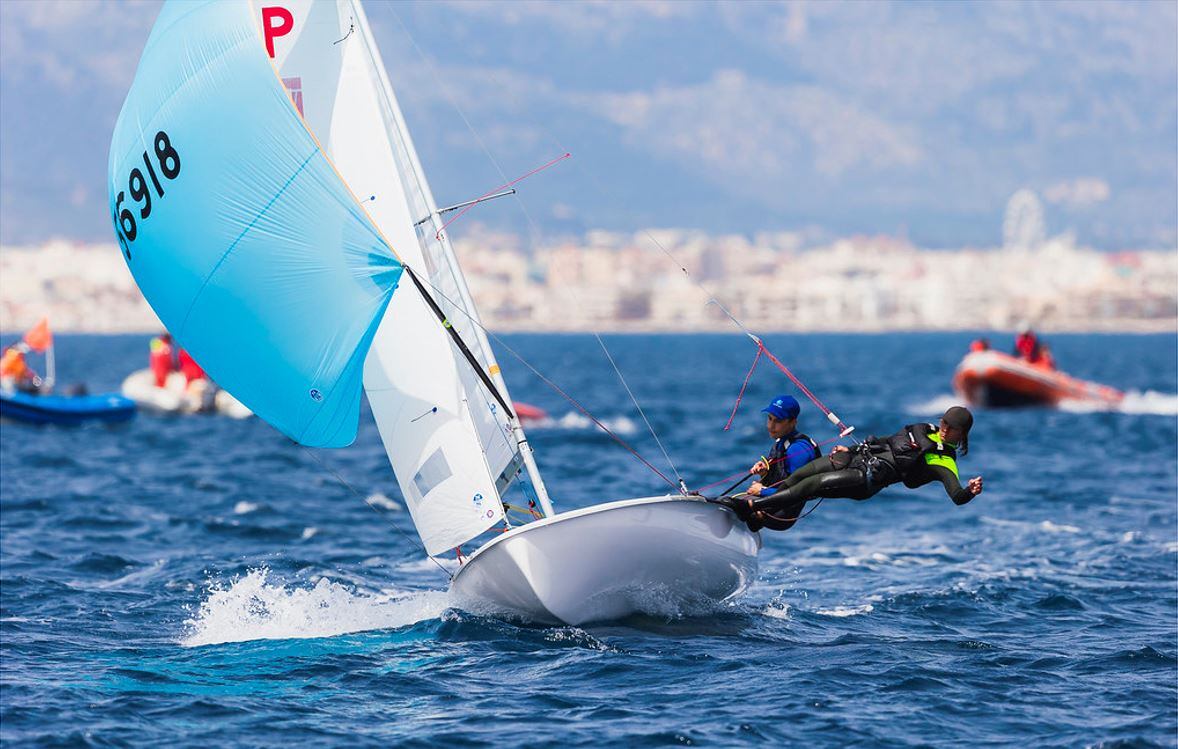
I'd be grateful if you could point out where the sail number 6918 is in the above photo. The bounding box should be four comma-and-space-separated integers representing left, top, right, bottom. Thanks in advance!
113, 130, 181, 260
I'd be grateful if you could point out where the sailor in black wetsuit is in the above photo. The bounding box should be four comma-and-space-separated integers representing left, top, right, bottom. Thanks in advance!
722, 406, 983, 532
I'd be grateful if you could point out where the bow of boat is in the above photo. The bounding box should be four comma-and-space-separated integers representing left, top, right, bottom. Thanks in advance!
450, 495, 759, 626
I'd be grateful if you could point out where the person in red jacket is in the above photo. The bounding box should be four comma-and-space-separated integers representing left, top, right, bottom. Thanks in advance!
0, 343, 40, 393
149, 333, 175, 388
178, 349, 205, 385
1013, 325, 1041, 363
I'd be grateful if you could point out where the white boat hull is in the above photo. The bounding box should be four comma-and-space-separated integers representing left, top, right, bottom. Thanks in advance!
450, 496, 760, 626
121, 369, 252, 418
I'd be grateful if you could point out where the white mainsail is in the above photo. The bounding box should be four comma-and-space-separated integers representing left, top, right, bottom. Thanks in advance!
255, 0, 547, 555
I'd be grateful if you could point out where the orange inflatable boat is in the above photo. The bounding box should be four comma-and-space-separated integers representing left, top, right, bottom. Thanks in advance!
952, 350, 1124, 408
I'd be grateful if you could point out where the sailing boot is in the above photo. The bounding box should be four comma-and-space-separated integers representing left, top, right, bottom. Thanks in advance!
711, 495, 755, 521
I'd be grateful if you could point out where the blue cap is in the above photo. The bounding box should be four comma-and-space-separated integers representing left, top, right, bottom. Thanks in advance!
762, 395, 800, 420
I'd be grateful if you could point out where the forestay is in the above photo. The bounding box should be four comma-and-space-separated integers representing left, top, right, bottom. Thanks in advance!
256, 0, 527, 554
108, 0, 403, 448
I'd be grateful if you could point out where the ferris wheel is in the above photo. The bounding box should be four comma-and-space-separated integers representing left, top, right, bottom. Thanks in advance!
1003, 189, 1046, 250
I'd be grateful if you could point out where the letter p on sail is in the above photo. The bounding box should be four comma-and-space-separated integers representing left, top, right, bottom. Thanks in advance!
262, 6, 294, 58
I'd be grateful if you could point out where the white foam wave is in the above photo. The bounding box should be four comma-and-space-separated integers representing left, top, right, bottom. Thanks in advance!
300, 527, 318, 540
365, 493, 402, 511
180, 569, 449, 648
815, 604, 874, 618
1039, 520, 1081, 534
97, 558, 168, 590
911, 390, 1178, 416
527, 411, 638, 435
396, 556, 460, 575
1058, 390, 1178, 415
543, 627, 616, 651
233, 501, 259, 515
763, 602, 791, 619
844, 551, 892, 567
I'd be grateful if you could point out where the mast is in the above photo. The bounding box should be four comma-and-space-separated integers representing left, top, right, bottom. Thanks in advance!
350, 0, 554, 516
44, 343, 55, 392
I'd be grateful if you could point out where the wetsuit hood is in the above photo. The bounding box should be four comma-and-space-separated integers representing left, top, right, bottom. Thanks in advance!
942, 406, 973, 455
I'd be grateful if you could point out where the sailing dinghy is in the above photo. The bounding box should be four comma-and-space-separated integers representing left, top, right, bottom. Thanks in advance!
109, 0, 757, 626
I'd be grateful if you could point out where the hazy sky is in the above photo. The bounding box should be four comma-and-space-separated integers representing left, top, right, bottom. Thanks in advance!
1, 0, 1175, 248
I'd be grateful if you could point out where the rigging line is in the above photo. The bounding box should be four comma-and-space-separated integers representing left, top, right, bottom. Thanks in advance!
409, 271, 679, 490
386, 7, 683, 487
405, 266, 515, 420
434, 153, 570, 241
378, 9, 545, 449
386, 6, 700, 485
384, 1, 569, 297
593, 333, 684, 486
384, 5, 754, 362
535, 140, 856, 437
502, 347, 679, 489
756, 345, 852, 434
497, 212, 672, 481
723, 342, 763, 431
299, 446, 453, 581
385, 5, 515, 188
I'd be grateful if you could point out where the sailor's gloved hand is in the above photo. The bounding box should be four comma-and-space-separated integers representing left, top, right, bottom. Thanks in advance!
750, 460, 768, 474
747, 482, 765, 496
967, 476, 983, 496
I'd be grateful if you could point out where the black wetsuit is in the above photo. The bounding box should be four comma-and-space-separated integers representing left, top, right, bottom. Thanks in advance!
749, 423, 973, 531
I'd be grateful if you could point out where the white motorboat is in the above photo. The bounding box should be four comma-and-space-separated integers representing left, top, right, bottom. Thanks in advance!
122, 369, 252, 418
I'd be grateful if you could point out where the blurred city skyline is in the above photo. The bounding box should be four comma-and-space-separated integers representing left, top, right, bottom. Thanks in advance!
3, 222, 1174, 334
1, 0, 1176, 250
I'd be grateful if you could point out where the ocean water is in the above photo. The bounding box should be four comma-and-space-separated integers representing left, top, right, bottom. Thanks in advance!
2, 332, 1175, 747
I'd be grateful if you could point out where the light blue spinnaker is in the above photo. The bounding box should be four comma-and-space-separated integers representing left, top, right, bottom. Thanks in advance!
108, 0, 403, 447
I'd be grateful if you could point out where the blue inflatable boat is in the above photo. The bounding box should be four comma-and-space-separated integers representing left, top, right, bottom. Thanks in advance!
0, 391, 137, 425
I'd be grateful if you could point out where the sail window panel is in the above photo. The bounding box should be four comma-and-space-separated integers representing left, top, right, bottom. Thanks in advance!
413, 448, 453, 499
495, 452, 526, 496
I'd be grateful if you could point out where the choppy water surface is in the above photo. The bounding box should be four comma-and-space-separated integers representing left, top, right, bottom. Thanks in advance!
2, 333, 1176, 747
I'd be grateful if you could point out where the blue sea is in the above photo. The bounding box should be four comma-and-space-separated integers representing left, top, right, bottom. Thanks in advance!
2, 332, 1176, 747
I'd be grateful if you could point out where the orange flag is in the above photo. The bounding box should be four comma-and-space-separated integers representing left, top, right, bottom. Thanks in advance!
23, 317, 52, 353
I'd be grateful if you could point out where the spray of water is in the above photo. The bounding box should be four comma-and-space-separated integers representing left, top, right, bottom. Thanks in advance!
909, 391, 1178, 416
180, 569, 449, 648
1058, 390, 1178, 415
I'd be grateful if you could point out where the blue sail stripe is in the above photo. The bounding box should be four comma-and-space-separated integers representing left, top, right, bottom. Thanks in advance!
176, 148, 320, 338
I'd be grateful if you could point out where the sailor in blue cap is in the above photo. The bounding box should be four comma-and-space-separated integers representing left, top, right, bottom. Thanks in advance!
747, 394, 820, 501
